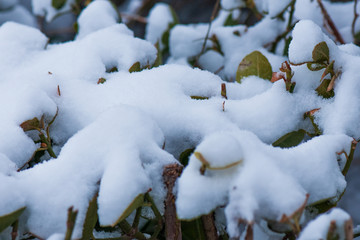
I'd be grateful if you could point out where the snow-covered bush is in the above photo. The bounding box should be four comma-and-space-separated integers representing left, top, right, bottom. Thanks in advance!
0, 0, 360, 239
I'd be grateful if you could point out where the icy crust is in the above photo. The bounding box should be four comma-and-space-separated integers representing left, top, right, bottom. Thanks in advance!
298, 208, 352, 240
176, 131, 351, 234
76, 0, 120, 40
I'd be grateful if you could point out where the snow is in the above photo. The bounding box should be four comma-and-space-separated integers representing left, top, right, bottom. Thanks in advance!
76, 0, 120, 40
0, 5, 37, 27
0, 0, 359, 239
289, 20, 328, 64
31, 0, 76, 22
15, 106, 175, 237
145, 3, 175, 50
169, 24, 209, 59
299, 208, 351, 240
177, 130, 351, 233
0, 0, 17, 9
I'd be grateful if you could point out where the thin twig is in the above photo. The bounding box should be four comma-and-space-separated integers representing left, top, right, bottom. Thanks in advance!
120, 13, 147, 24
352, 0, 359, 40
11, 220, 18, 240
199, 0, 221, 57
26, 232, 46, 240
316, 0, 345, 44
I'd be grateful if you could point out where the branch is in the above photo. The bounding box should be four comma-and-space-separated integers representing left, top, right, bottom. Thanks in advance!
201, 212, 219, 240
163, 163, 183, 240
316, 0, 345, 44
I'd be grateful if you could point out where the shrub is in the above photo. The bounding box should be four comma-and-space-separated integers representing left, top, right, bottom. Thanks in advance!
0, 0, 359, 239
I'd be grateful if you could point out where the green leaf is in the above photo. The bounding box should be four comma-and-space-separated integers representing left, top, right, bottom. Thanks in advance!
190, 96, 209, 100
224, 13, 238, 26
129, 62, 141, 73
52, 0, 66, 9
316, 79, 335, 99
236, 51, 273, 83
81, 193, 98, 240
181, 218, 206, 240
0, 207, 26, 232
153, 42, 162, 68
109, 194, 144, 227
272, 129, 306, 148
312, 41, 329, 63
179, 148, 195, 167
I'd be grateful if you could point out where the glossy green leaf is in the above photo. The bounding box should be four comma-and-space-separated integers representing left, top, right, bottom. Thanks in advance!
312, 41, 329, 63
0, 207, 26, 232
236, 51, 272, 83
81, 193, 98, 240
52, 0, 66, 9
316, 79, 335, 99
109, 194, 144, 227
272, 129, 306, 148
129, 62, 141, 73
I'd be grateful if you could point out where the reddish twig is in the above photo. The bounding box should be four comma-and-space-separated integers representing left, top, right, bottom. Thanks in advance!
316, 0, 345, 44
120, 13, 148, 24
